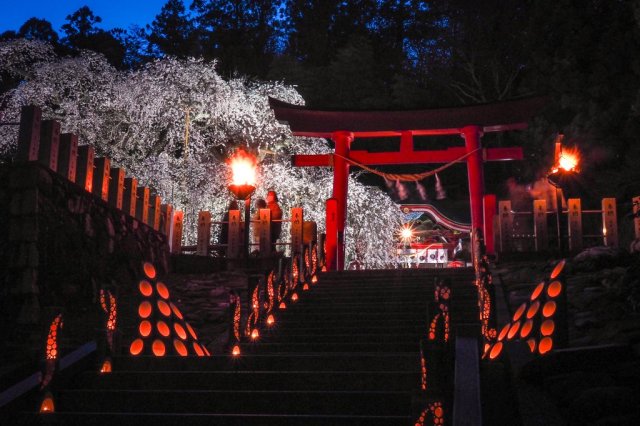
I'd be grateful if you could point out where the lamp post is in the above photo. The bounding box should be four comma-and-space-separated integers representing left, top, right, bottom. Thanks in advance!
227, 149, 257, 261
547, 137, 580, 254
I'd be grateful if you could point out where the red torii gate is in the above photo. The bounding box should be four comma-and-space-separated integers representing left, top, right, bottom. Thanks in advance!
269, 96, 548, 270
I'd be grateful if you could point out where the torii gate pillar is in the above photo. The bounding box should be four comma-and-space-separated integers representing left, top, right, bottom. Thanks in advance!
326, 131, 353, 271
462, 125, 485, 239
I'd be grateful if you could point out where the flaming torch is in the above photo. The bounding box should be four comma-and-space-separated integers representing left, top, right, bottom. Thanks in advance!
228, 149, 258, 260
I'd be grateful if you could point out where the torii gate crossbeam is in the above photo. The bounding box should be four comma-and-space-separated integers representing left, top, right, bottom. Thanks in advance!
270, 96, 548, 270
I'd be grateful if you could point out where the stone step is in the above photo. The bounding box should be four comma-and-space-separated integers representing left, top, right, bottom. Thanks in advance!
56, 389, 413, 416
73, 370, 419, 391
111, 353, 421, 372
16, 412, 411, 426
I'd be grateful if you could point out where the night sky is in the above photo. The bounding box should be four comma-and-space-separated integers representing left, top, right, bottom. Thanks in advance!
0, 0, 169, 33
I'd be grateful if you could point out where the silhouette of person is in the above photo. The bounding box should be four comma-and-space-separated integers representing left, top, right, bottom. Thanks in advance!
266, 191, 282, 251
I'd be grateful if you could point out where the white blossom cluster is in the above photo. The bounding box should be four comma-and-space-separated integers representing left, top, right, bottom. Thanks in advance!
0, 39, 402, 267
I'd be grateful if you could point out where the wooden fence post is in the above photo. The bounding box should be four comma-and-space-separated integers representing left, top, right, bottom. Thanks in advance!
533, 199, 548, 251
136, 187, 150, 224
196, 211, 212, 256
76, 145, 94, 192
498, 201, 513, 252
567, 199, 582, 252
258, 208, 271, 257
58, 134, 78, 182
17, 105, 41, 162
38, 120, 60, 171
160, 204, 173, 236
108, 168, 125, 210
149, 194, 161, 230
228, 210, 241, 259
123, 178, 137, 217
93, 157, 110, 202
602, 198, 618, 247
171, 211, 183, 254
291, 207, 303, 256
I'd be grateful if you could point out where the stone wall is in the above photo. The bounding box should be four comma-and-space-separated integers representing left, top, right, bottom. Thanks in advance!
1, 162, 169, 362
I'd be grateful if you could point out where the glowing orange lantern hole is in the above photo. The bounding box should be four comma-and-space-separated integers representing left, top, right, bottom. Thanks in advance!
130, 339, 144, 355
174, 323, 187, 340
157, 300, 171, 317
170, 303, 184, 319
193, 342, 204, 356
174, 339, 188, 356
507, 321, 521, 340
138, 301, 152, 318
186, 323, 198, 340
531, 282, 545, 301
489, 342, 503, 359
547, 281, 562, 298
311, 275, 318, 284
512, 303, 527, 322
139, 280, 153, 297
497, 324, 510, 341
279, 302, 286, 309
139, 320, 152, 337
291, 293, 298, 302
267, 314, 275, 326
540, 319, 555, 336
251, 329, 259, 340
157, 321, 170, 337
232, 345, 241, 356
39, 392, 55, 413
526, 301, 540, 319
303, 283, 309, 291
550, 260, 565, 279
520, 320, 533, 338
538, 337, 553, 354
542, 301, 556, 317
152, 339, 166, 357
143, 262, 156, 279
156, 282, 170, 299
100, 359, 112, 374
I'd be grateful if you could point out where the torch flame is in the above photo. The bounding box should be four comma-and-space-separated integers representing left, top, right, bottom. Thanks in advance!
552, 146, 580, 174
229, 149, 257, 186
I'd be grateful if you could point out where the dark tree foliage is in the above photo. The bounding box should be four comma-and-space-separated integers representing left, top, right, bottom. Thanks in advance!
190, 0, 279, 77
147, 0, 199, 58
60, 6, 127, 69
18, 18, 59, 43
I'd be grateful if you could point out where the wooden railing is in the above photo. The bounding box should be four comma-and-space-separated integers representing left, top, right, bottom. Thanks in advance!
15, 105, 176, 238
496, 196, 639, 253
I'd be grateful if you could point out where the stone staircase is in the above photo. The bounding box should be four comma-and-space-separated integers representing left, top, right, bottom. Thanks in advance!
17, 268, 479, 425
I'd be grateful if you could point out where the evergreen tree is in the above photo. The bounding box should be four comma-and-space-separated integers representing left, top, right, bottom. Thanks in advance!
18, 18, 59, 44
147, 0, 199, 58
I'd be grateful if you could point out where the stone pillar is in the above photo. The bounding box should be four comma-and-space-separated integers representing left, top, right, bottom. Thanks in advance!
58, 134, 78, 182
38, 120, 60, 172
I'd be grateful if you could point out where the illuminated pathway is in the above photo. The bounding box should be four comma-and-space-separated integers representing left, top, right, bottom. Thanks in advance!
25, 268, 479, 425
